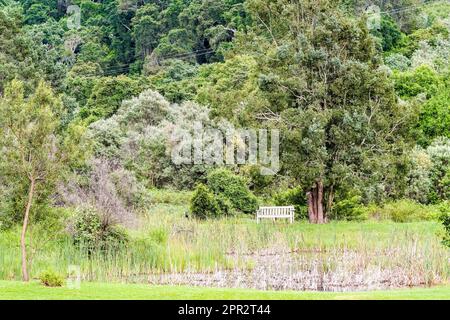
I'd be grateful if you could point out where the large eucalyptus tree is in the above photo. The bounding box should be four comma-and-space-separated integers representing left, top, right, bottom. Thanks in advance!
240, 0, 415, 223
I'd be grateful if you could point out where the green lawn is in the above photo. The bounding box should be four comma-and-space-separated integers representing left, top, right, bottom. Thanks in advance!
0, 281, 449, 300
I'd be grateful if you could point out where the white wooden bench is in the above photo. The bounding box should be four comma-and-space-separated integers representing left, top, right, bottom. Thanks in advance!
256, 206, 295, 224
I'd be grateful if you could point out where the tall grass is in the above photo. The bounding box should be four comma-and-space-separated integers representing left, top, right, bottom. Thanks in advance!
0, 203, 448, 290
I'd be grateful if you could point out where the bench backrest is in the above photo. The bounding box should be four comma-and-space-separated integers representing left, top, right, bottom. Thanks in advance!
257, 206, 294, 217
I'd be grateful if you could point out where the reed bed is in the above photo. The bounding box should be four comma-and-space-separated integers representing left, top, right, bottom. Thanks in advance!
0, 204, 448, 291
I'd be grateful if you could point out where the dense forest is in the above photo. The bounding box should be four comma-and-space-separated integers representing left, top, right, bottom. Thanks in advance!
0, 0, 449, 284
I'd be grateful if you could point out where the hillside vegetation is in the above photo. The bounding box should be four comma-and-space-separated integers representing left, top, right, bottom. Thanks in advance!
0, 0, 449, 292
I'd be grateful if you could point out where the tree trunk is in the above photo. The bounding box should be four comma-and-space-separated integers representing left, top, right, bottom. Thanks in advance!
326, 185, 334, 223
307, 191, 316, 223
316, 180, 324, 224
21, 177, 35, 282
307, 180, 326, 224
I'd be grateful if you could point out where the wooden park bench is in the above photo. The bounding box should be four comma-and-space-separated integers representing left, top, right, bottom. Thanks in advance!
256, 206, 295, 224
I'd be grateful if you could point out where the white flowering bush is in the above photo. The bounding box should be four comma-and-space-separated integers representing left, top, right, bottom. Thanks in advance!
87, 90, 234, 189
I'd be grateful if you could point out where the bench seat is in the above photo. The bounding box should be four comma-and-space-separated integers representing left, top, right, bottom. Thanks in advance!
256, 206, 295, 223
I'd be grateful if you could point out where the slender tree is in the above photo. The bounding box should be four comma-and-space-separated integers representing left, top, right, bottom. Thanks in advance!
0, 80, 63, 281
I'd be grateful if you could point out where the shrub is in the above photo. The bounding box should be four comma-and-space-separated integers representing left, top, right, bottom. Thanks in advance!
378, 200, 438, 222
273, 187, 308, 220
39, 270, 65, 287
215, 194, 234, 217
207, 168, 258, 214
72, 207, 129, 252
243, 165, 274, 194
438, 202, 450, 247
190, 184, 221, 219
332, 196, 367, 221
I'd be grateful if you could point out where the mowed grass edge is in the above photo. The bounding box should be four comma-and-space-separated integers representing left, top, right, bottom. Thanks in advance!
0, 281, 449, 300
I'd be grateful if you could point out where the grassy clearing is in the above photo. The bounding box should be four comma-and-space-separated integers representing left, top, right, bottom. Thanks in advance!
0, 281, 449, 300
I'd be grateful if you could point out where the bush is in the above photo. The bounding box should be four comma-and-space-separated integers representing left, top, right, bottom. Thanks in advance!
273, 187, 307, 220
39, 270, 65, 287
438, 202, 450, 247
215, 194, 234, 216
378, 200, 438, 222
72, 207, 129, 252
331, 196, 368, 221
243, 165, 274, 194
207, 168, 258, 214
190, 184, 221, 219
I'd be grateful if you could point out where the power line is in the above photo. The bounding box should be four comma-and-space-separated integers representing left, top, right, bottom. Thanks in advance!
70, 0, 450, 77
134, 47, 215, 61
76, 48, 216, 77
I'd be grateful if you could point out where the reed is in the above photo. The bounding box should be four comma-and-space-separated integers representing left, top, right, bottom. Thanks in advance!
0, 204, 448, 291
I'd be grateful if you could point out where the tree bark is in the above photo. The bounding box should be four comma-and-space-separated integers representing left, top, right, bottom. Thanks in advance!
307, 191, 316, 223
21, 177, 35, 282
326, 185, 334, 223
316, 180, 324, 224
307, 180, 326, 224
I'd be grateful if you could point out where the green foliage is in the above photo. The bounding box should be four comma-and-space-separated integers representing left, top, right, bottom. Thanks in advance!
72, 207, 129, 252
242, 165, 274, 194
273, 187, 307, 220
418, 87, 450, 145
147, 59, 199, 103
190, 184, 222, 219
39, 269, 65, 287
393, 65, 441, 99
406, 138, 450, 204
0, 5, 66, 93
195, 55, 265, 122
130, 0, 248, 69
207, 168, 258, 214
438, 202, 450, 247
331, 195, 367, 221
378, 200, 438, 223
1, 0, 449, 230
64, 62, 103, 108
372, 15, 403, 51
426, 138, 450, 203
79, 75, 146, 123
148, 189, 192, 206
87, 90, 213, 190
0, 80, 65, 228
224, 0, 416, 213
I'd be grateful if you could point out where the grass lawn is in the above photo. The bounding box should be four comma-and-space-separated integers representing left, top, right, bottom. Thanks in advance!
0, 281, 449, 300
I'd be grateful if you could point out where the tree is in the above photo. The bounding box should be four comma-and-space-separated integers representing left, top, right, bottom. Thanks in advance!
231, 0, 415, 223
0, 4, 67, 94
132, 3, 162, 60
79, 75, 145, 123
371, 15, 403, 52
418, 86, 450, 146
0, 80, 64, 281
393, 65, 441, 99
190, 184, 221, 219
